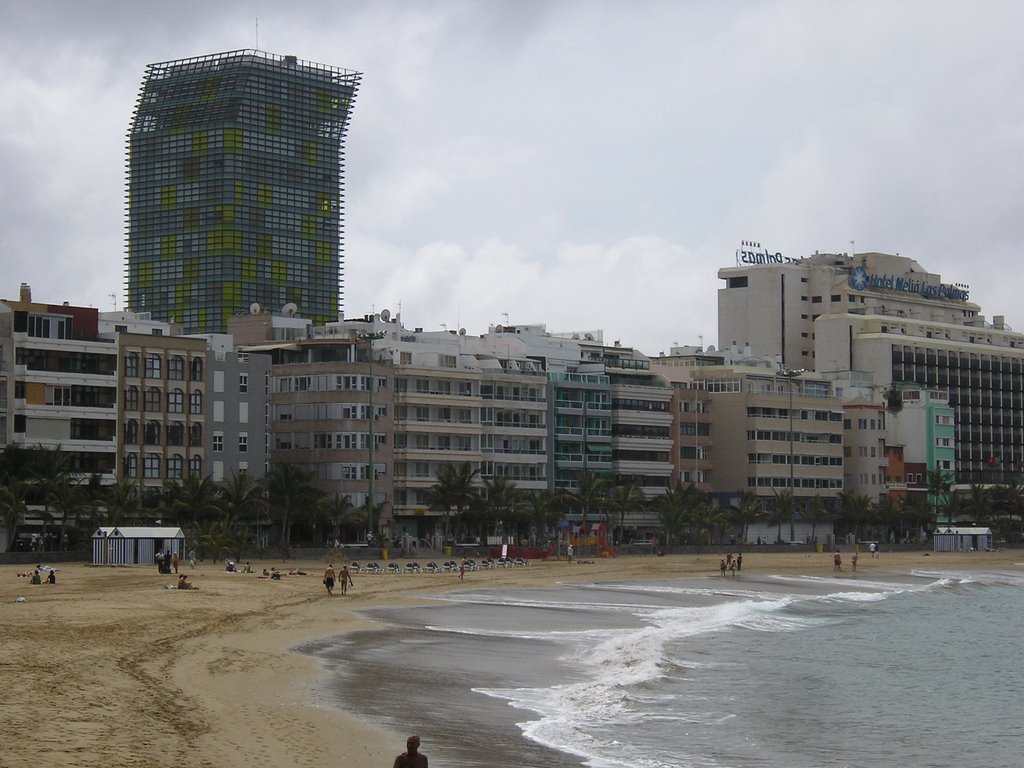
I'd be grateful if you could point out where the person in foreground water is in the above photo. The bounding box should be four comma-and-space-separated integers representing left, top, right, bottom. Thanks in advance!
393, 734, 427, 768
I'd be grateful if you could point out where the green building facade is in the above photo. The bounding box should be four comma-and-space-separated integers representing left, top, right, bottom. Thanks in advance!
126, 50, 361, 333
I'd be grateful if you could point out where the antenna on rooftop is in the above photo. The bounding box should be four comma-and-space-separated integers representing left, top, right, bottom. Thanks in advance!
255, 18, 259, 50
108, 293, 117, 311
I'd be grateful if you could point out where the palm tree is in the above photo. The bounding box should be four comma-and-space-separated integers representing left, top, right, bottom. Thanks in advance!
0, 480, 31, 551
608, 482, 643, 547
837, 490, 872, 543
767, 489, 796, 544
426, 462, 481, 545
728, 491, 762, 545
561, 471, 609, 556
691, 501, 730, 551
99, 478, 141, 527
266, 462, 322, 549
48, 476, 89, 548
320, 493, 365, 544
653, 485, 687, 548
218, 471, 266, 533
481, 476, 523, 542
925, 467, 953, 526
165, 474, 222, 527
801, 494, 833, 545
524, 490, 563, 547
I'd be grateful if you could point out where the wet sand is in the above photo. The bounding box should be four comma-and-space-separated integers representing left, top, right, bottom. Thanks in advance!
1, 548, 1020, 768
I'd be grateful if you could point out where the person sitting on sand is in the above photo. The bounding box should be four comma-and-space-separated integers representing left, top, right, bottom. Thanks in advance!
30, 570, 42, 585
270, 568, 282, 581
288, 568, 307, 576
262, 568, 270, 577
47, 570, 56, 585
177, 574, 199, 590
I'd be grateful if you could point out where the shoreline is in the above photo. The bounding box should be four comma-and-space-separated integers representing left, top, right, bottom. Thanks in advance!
2, 549, 1021, 767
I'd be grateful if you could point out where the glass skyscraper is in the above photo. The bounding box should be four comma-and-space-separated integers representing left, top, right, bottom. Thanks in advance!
125, 50, 361, 333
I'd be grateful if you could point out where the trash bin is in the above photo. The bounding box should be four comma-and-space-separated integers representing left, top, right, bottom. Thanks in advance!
816, 543, 824, 553
444, 546, 452, 557
381, 548, 389, 560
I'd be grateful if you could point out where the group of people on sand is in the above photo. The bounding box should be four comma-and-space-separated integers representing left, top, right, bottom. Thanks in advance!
19, 566, 56, 584
322, 563, 354, 596
719, 552, 742, 577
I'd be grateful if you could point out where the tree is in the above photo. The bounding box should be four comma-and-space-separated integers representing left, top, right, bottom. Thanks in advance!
0, 480, 30, 551
426, 462, 481, 544
480, 476, 523, 542
320, 493, 365, 543
524, 490, 563, 547
98, 478, 141, 527
925, 468, 953, 526
218, 471, 266, 532
266, 462, 322, 548
727, 491, 762, 545
561, 471, 609, 556
653, 484, 687, 547
766, 489, 796, 543
608, 483, 643, 547
165, 474, 222, 527
837, 490, 872, 542
48, 476, 89, 548
801, 494, 833, 545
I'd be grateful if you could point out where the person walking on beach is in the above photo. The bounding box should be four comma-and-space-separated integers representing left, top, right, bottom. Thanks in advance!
729, 559, 737, 578
459, 558, 467, 581
720, 558, 727, 577
567, 543, 574, 563
172, 552, 180, 574
736, 552, 743, 572
833, 550, 842, 573
394, 734, 427, 768
852, 551, 859, 573
339, 565, 353, 595
323, 564, 336, 595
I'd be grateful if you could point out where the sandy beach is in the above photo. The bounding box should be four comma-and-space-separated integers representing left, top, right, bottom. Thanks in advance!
2, 548, 1021, 768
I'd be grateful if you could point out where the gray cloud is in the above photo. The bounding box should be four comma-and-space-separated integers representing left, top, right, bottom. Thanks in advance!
1, 1, 1022, 352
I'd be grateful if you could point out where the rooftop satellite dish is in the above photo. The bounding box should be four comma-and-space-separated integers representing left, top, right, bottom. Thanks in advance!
707, 345, 716, 352
282, 302, 298, 317
495, 324, 504, 333
380, 308, 391, 322
458, 327, 466, 336
249, 302, 261, 315
584, 333, 594, 341
572, 333, 580, 340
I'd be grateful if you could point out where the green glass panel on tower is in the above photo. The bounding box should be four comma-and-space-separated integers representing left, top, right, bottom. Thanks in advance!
125, 50, 360, 333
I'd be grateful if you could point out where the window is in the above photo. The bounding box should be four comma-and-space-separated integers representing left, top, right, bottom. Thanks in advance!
167, 389, 184, 413
239, 433, 248, 453
145, 388, 161, 411
189, 423, 202, 446
144, 354, 162, 379
124, 386, 139, 411
239, 373, 248, 393
144, 454, 161, 479
168, 356, 185, 381
167, 422, 184, 446
124, 419, 138, 445
189, 454, 202, 475
123, 453, 138, 478
189, 390, 203, 414
144, 421, 161, 445
190, 358, 203, 381
125, 353, 139, 378
213, 432, 223, 452
400, 351, 412, 365
167, 454, 184, 479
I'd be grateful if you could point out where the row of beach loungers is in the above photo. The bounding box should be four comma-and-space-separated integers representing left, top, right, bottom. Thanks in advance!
347, 557, 530, 574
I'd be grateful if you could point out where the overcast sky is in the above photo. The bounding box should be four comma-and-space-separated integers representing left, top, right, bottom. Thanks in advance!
1, 1, 1022, 355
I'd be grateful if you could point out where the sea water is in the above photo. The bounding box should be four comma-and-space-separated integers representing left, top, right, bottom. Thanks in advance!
306, 568, 1024, 767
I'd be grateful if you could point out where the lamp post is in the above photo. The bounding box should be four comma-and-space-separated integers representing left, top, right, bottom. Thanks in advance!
779, 368, 804, 541
357, 331, 386, 542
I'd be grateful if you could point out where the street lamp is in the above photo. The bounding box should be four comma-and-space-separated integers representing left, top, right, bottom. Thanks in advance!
356, 331, 386, 542
779, 368, 804, 540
